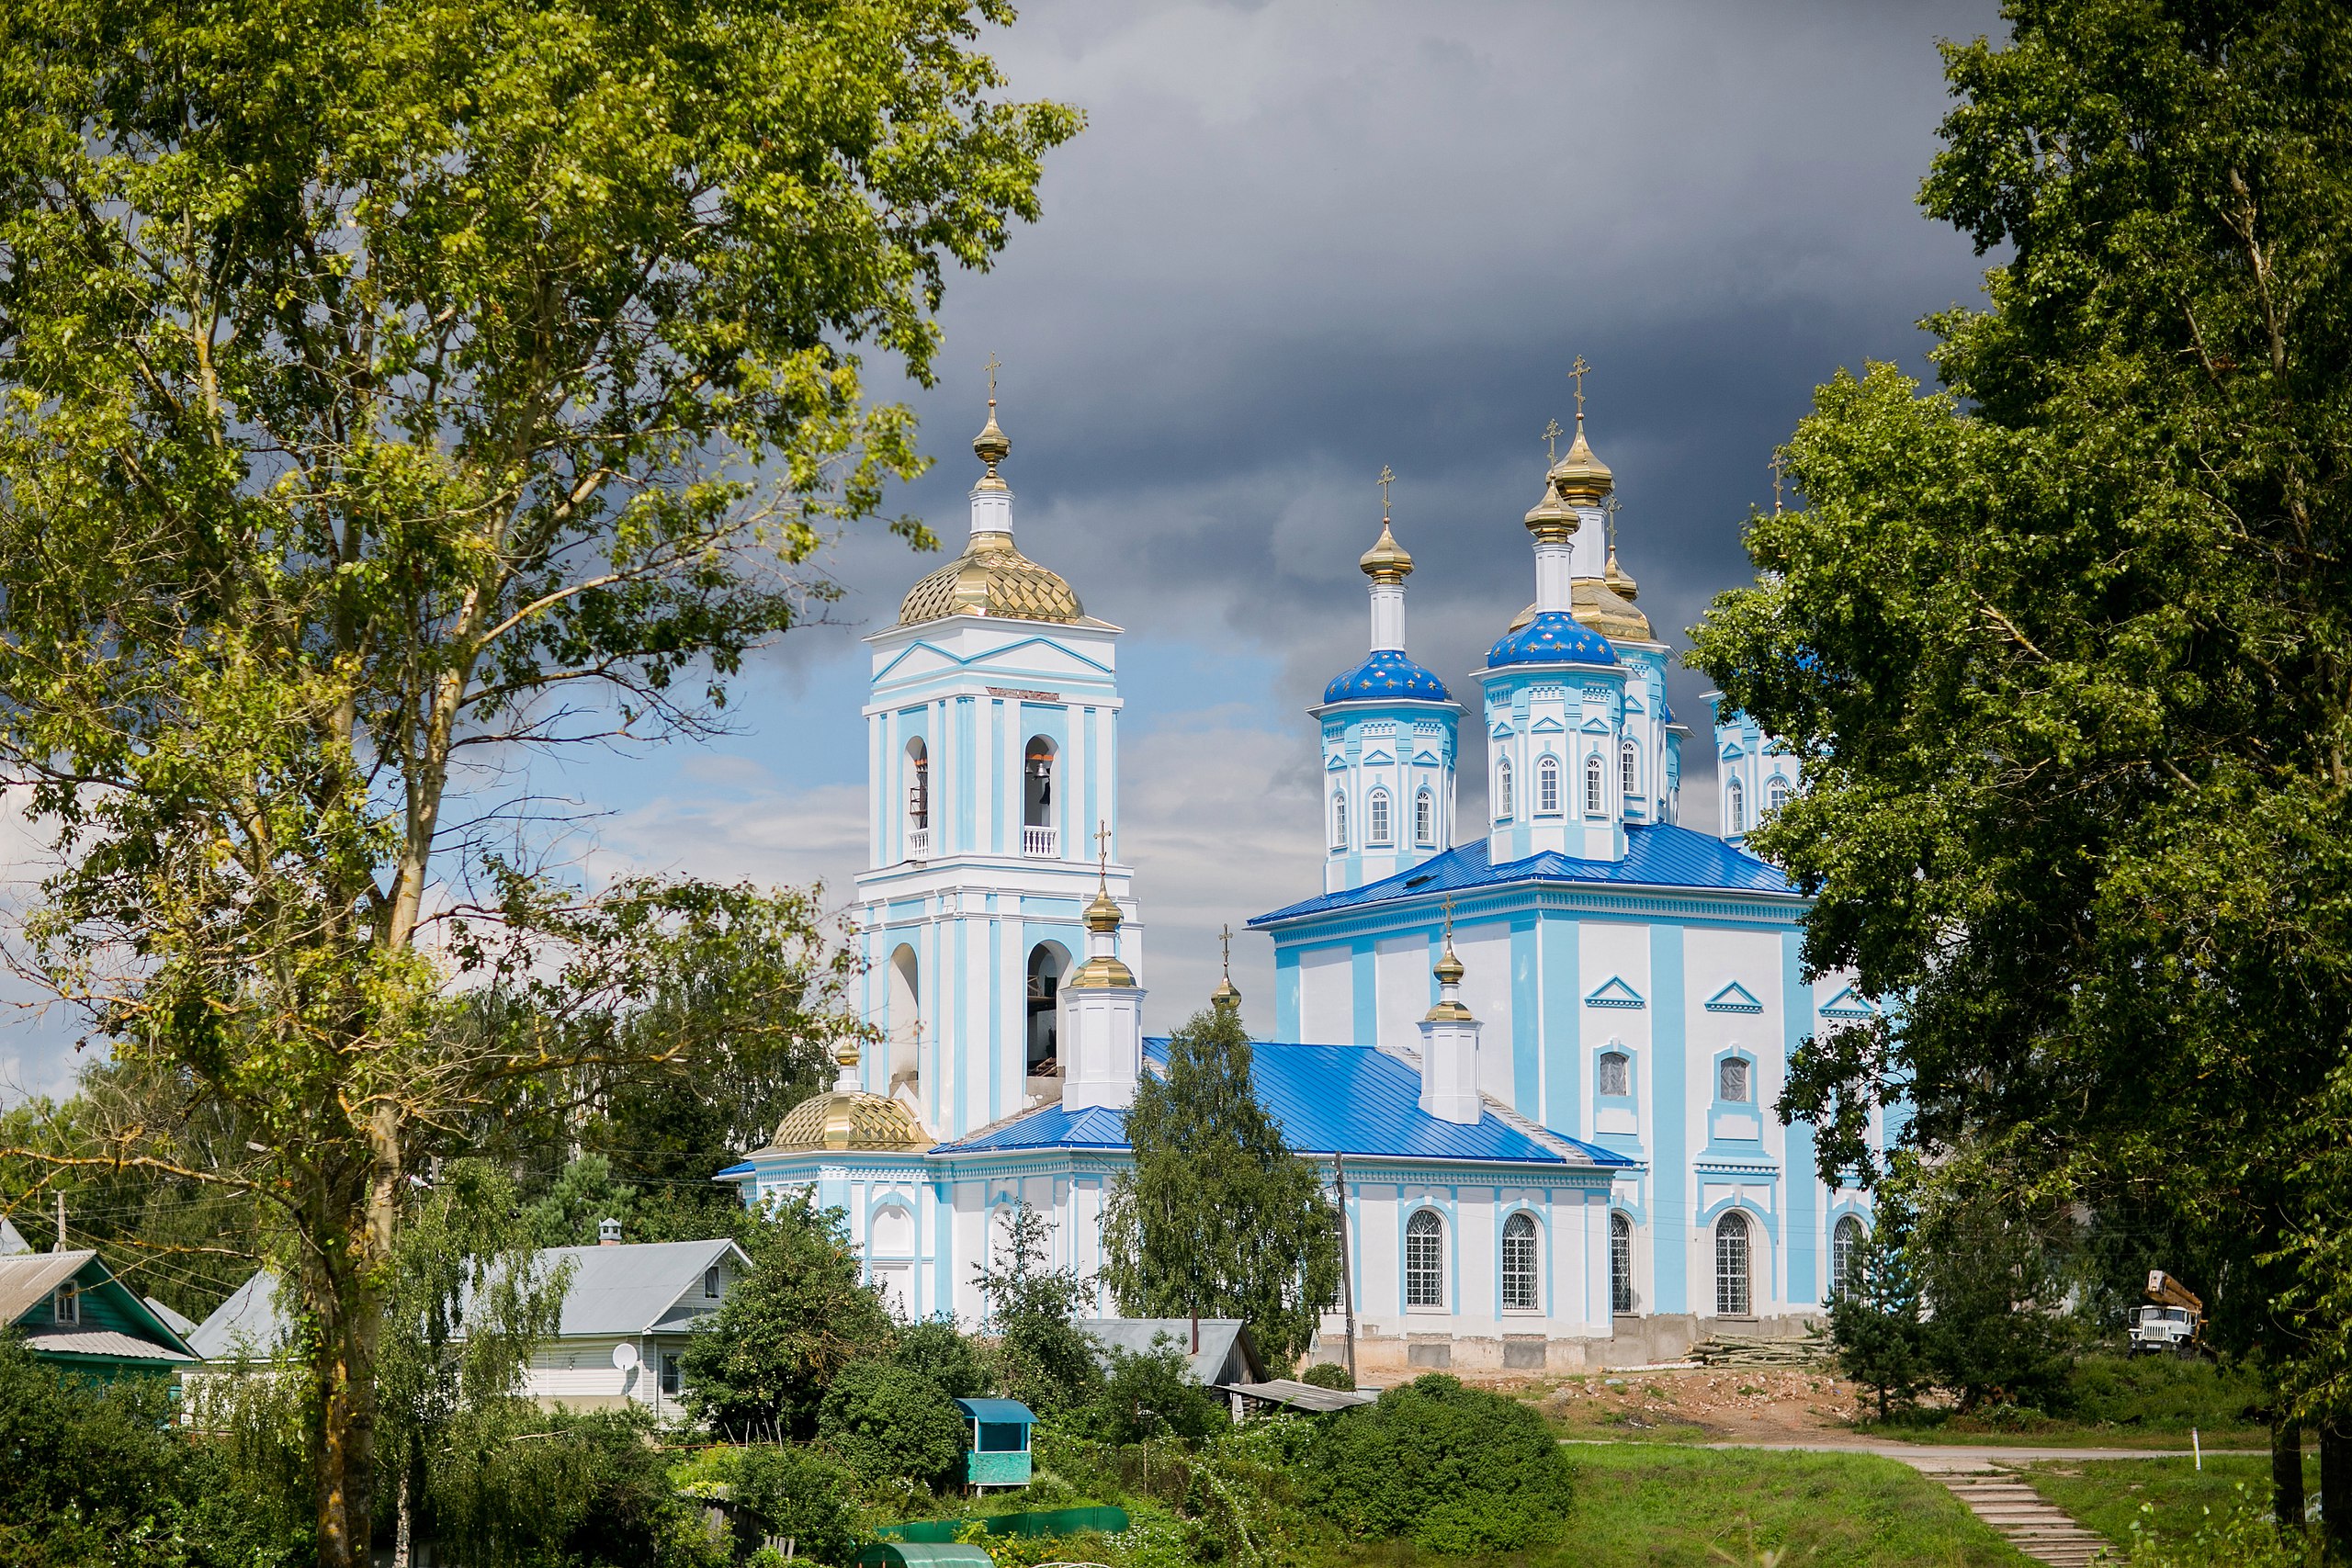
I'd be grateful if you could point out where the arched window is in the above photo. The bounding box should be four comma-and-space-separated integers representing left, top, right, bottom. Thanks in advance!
1610, 1213, 1634, 1314
1368, 789, 1392, 847
1767, 774, 1791, 815
1718, 1055, 1752, 1104
1584, 753, 1604, 815
887, 944, 922, 1094
1024, 944, 1064, 1075
1415, 789, 1435, 847
1715, 1210, 1752, 1316
1537, 755, 1560, 814
905, 739, 930, 832
1330, 791, 1348, 851
1622, 740, 1638, 796
1598, 1050, 1631, 1098
1023, 737, 1057, 829
1500, 1213, 1539, 1312
1832, 1215, 1866, 1299
1405, 1209, 1445, 1307
1495, 758, 1513, 820
1726, 775, 1746, 834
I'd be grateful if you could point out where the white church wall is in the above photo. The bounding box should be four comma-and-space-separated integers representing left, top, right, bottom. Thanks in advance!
1296, 944, 1352, 1044
1450, 921, 1511, 1099
1373, 934, 1426, 1056
1577, 919, 1652, 1144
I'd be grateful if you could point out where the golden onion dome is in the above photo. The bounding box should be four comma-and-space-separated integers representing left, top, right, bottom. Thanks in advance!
1505, 580, 1653, 641
1068, 885, 1136, 988
897, 536, 1084, 626
1604, 540, 1638, 601
1548, 414, 1614, 505
1432, 945, 1464, 986
768, 1089, 932, 1154
1210, 974, 1242, 1012
1523, 480, 1576, 544
1359, 518, 1414, 582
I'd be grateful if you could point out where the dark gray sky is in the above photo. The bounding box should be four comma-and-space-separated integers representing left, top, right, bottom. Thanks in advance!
1, 0, 2005, 1100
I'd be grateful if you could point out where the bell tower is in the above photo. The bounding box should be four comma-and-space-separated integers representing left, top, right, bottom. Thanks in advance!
854, 382, 1140, 1140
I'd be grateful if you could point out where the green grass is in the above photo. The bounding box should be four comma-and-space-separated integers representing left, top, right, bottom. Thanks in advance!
1849, 1354, 2268, 1449
1306, 1444, 2033, 1567
2022, 1454, 2317, 1548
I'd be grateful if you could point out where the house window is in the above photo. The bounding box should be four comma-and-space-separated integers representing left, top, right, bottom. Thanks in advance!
1496, 759, 1513, 819
1500, 1213, 1539, 1312
1537, 755, 1560, 814
1584, 753, 1604, 815
1719, 1056, 1752, 1104
1598, 1050, 1631, 1098
1405, 1209, 1445, 1307
1726, 775, 1746, 834
51, 1283, 78, 1325
1415, 789, 1435, 847
1623, 740, 1638, 796
661, 1353, 681, 1395
1610, 1213, 1634, 1314
1368, 789, 1392, 846
1715, 1211, 1753, 1315
704, 1266, 721, 1300
1331, 791, 1348, 851
1832, 1215, 1866, 1299
1767, 774, 1791, 815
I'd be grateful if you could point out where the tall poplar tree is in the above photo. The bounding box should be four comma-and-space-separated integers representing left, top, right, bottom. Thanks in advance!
1102, 1005, 1340, 1372
0, 1, 1078, 1560
1689, 0, 2352, 1529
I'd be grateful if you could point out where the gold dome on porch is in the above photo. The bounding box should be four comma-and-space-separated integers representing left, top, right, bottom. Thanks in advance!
768, 1043, 932, 1153
897, 537, 1084, 627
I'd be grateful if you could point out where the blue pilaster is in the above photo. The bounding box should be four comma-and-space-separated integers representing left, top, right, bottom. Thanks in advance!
1542, 913, 1580, 1136
1510, 917, 1541, 1117
1653, 924, 1688, 1314
1781, 928, 1816, 1305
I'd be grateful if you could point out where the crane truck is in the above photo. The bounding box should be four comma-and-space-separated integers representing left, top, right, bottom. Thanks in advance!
2129, 1270, 2204, 1356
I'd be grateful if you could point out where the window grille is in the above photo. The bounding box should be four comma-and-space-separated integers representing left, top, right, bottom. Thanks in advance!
1598, 1051, 1631, 1098
1623, 741, 1638, 795
1369, 790, 1391, 846
1405, 1210, 1445, 1307
1415, 790, 1434, 846
1610, 1213, 1634, 1314
1832, 1216, 1865, 1299
1331, 792, 1348, 850
1500, 1213, 1539, 1312
1715, 1211, 1752, 1316
1719, 1056, 1751, 1103
1537, 755, 1560, 814
1585, 754, 1604, 814
1496, 759, 1513, 819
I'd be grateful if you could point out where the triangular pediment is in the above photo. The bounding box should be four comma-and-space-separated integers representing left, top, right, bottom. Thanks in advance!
872, 634, 1114, 686
1585, 976, 1645, 1010
1490, 718, 1516, 739
1530, 715, 1566, 733
1719, 741, 1746, 761
1325, 753, 1350, 773
1818, 985, 1878, 1021
1623, 694, 1647, 715
1411, 749, 1442, 767
1581, 716, 1614, 734
1362, 749, 1396, 766
1704, 981, 1765, 1014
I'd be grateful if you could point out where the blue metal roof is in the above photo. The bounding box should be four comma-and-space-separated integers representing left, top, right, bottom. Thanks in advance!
1250, 823, 1795, 926
1485, 611, 1616, 669
1322, 649, 1452, 705
955, 1397, 1036, 1424
929, 1041, 1627, 1169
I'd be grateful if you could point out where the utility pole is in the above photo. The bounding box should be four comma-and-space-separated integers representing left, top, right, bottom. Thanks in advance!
1332, 1152, 1357, 1383
55, 1191, 65, 1249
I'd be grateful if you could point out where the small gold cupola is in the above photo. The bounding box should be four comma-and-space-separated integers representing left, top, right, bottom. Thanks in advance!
1210, 923, 1242, 1015
766, 1039, 933, 1153
1068, 832, 1136, 989
897, 369, 1084, 626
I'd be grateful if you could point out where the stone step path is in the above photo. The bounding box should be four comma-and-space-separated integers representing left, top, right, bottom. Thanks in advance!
1939, 1469, 2112, 1567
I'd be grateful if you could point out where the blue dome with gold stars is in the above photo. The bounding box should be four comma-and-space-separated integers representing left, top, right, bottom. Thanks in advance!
1486, 611, 1618, 668
1323, 649, 1452, 705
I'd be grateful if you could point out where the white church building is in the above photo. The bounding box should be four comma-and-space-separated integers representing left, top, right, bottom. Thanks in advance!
722, 392, 1892, 1372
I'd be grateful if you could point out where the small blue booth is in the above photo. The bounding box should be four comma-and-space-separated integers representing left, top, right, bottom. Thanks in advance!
955, 1397, 1035, 1489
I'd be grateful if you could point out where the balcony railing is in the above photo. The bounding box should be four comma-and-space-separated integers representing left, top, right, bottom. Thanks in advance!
1023, 825, 1057, 858
906, 827, 932, 860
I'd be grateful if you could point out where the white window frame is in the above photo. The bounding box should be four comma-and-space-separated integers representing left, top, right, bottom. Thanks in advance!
1715, 1211, 1753, 1316
1496, 758, 1513, 820
1331, 790, 1348, 851
51, 1282, 79, 1325
1368, 788, 1392, 847
1727, 775, 1746, 833
1415, 789, 1434, 847
1767, 773, 1791, 815
1831, 1215, 1866, 1299
1536, 755, 1560, 815
1584, 752, 1604, 815
1622, 739, 1638, 796
1500, 1213, 1540, 1313
1404, 1209, 1445, 1308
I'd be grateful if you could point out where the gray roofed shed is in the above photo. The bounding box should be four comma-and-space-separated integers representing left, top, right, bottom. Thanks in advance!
1077, 1318, 1264, 1387
190, 1269, 294, 1361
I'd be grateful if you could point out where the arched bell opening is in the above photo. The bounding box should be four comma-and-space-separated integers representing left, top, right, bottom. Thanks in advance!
1024, 942, 1069, 1082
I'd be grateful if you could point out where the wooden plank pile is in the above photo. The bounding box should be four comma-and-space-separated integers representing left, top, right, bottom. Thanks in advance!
1687, 1332, 1833, 1369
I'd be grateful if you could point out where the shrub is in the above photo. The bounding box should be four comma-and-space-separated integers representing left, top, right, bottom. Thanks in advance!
1299, 1361, 1354, 1392
816, 1359, 967, 1491
427, 1404, 727, 1568
1087, 1338, 1230, 1445
891, 1317, 992, 1400
1297, 1372, 1574, 1552
2060, 1353, 2265, 1429
729, 1444, 864, 1567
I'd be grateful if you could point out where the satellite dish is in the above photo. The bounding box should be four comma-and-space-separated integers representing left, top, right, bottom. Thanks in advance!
611, 1342, 639, 1372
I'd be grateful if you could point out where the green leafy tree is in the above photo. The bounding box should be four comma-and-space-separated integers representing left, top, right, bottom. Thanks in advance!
1829, 1214, 1928, 1423
816, 1359, 967, 1492
728, 1445, 864, 1568
891, 1317, 993, 1401
0, 0, 1076, 1555
1297, 1373, 1575, 1555
424, 1404, 726, 1568
976, 1201, 1102, 1416
525, 1155, 642, 1249
1686, 0, 2352, 1523
680, 1196, 895, 1439
1917, 1186, 2077, 1415
1101, 1006, 1340, 1372
1086, 1337, 1230, 1446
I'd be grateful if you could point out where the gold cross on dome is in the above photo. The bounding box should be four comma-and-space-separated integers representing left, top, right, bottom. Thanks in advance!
1376, 464, 1396, 519
1218, 923, 1234, 975
1769, 450, 1787, 514
1543, 418, 1564, 460
1566, 355, 1591, 420
1440, 893, 1455, 947
1094, 818, 1113, 883
984, 351, 1001, 405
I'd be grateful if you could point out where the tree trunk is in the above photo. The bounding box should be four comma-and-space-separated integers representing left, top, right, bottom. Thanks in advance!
2324, 1422, 2350, 1563
2273, 1417, 2303, 1532
392, 1462, 413, 1568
